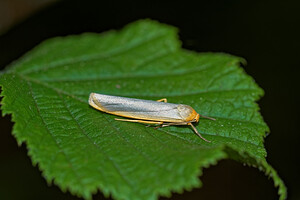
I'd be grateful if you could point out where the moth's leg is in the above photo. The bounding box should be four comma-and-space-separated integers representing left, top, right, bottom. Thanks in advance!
154, 122, 187, 129
161, 122, 189, 127
159, 122, 211, 142
188, 123, 211, 143
156, 98, 167, 103
115, 118, 163, 125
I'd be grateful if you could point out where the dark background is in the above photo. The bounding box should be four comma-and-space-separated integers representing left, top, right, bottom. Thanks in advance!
0, 0, 299, 199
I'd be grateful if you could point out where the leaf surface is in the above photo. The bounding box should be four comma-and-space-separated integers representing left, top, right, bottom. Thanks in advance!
0, 19, 286, 200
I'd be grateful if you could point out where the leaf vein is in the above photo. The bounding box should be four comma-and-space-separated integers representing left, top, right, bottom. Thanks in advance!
24, 74, 175, 177
21, 32, 173, 76
39, 60, 221, 83
26, 79, 85, 189
21, 73, 265, 131
100, 113, 175, 172
158, 128, 264, 151
57, 91, 135, 190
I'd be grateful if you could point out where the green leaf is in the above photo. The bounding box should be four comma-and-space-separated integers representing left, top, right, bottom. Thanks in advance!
0, 19, 286, 200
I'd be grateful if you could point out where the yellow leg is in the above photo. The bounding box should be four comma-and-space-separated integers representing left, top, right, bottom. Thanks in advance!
156, 98, 167, 103
161, 122, 189, 127
115, 118, 163, 125
189, 123, 211, 143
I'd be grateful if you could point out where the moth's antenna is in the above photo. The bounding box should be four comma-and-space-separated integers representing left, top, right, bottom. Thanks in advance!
189, 123, 211, 143
200, 115, 216, 121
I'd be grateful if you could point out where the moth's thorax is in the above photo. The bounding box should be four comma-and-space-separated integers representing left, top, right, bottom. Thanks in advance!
177, 104, 199, 122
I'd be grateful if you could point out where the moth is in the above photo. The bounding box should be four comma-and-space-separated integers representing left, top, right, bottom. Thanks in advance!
89, 93, 215, 142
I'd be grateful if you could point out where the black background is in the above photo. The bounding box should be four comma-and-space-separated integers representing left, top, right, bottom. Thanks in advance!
0, 0, 299, 199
